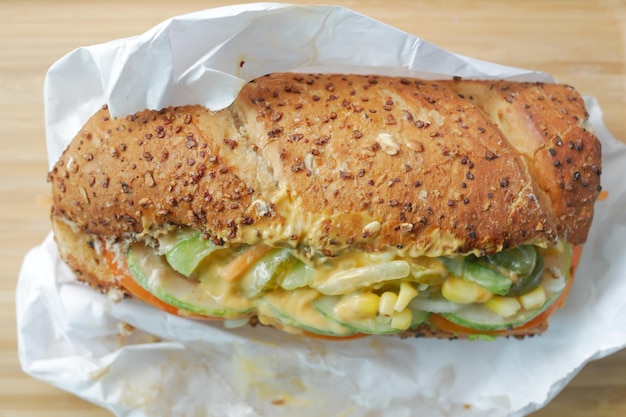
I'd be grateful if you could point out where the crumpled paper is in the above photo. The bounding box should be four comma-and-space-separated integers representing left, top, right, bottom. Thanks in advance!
17, 3, 626, 417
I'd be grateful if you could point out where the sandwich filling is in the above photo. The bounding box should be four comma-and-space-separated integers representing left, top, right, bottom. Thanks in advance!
108, 228, 573, 337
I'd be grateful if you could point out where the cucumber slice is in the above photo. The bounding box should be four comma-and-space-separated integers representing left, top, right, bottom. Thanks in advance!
165, 233, 219, 277
262, 289, 355, 336
239, 249, 294, 298
463, 260, 512, 295
127, 243, 252, 319
313, 296, 429, 334
409, 296, 462, 314
280, 260, 314, 290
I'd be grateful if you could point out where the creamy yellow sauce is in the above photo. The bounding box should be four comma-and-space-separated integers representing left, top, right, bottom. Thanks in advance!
124, 230, 570, 336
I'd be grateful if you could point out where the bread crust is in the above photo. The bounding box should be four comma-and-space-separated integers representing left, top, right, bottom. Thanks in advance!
48, 73, 601, 257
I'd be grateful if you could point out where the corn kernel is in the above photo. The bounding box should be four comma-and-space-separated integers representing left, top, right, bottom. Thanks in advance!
390, 308, 413, 330
485, 296, 521, 318
376, 315, 392, 324
394, 282, 419, 312
378, 291, 398, 317
518, 286, 546, 310
334, 293, 380, 321
441, 277, 493, 304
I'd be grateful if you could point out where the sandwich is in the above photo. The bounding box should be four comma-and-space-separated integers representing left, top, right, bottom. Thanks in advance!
48, 72, 602, 339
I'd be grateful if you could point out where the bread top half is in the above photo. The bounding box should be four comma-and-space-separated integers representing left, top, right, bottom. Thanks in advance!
48, 73, 602, 258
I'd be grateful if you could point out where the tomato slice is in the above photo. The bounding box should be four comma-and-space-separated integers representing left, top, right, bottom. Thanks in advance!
428, 245, 583, 336
102, 246, 222, 321
427, 313, 507, 336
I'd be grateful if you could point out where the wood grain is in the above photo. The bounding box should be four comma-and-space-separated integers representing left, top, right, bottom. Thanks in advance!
1, 0, 624, 416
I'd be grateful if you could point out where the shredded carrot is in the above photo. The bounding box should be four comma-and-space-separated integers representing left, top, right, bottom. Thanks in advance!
300, 331, 370, 341
598, 190, 608, 201
219, 245, 272, 282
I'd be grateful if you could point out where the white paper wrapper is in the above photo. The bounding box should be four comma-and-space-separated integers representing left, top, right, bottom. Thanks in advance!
17, 4, 626, 417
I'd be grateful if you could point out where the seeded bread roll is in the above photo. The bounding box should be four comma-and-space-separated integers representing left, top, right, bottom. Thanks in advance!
49, 73, 601, 260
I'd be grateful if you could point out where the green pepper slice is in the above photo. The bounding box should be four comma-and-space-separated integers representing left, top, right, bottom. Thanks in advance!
505, 253, 545, 297
486, 246, 537, 278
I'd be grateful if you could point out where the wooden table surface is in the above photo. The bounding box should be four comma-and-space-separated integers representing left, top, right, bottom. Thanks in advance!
1, 0, 625, 416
